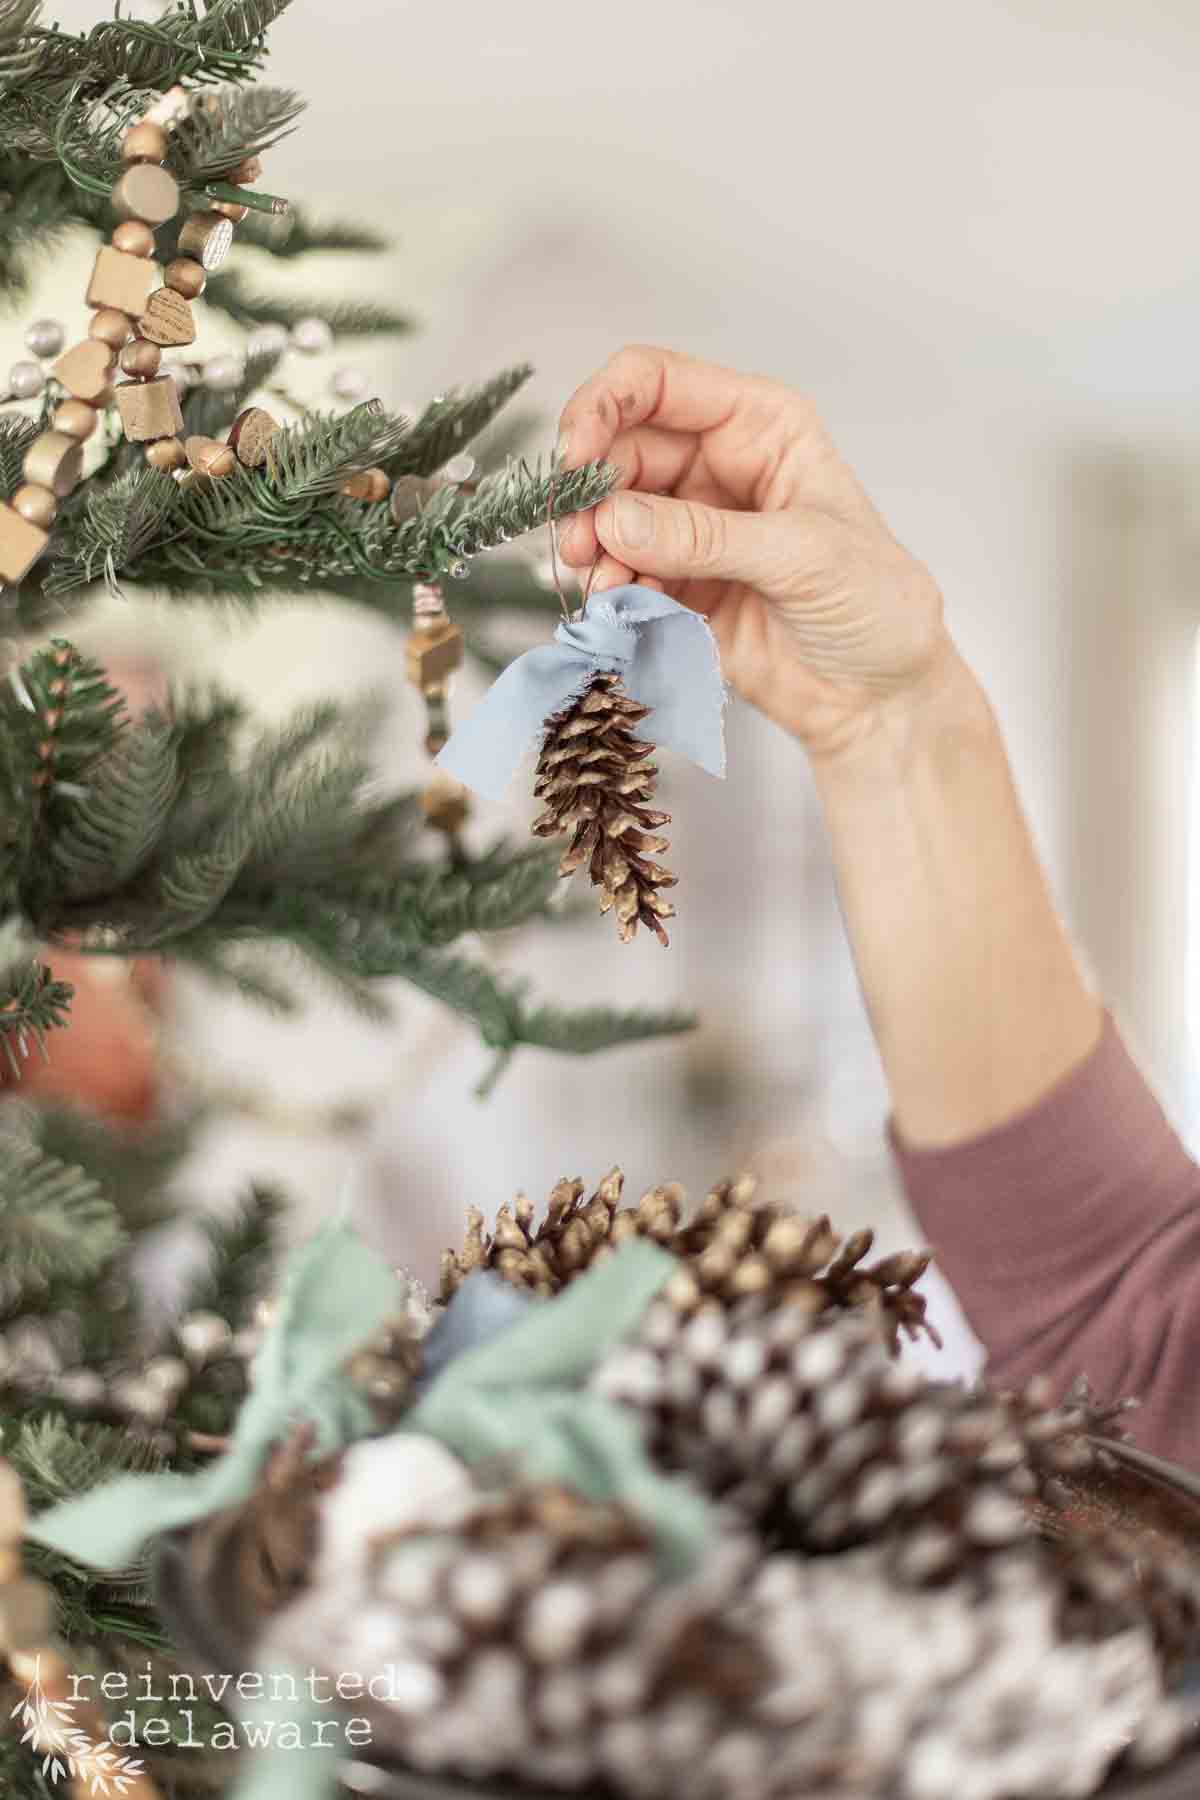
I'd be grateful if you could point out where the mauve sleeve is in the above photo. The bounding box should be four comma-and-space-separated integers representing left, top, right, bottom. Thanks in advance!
889, 1015, 1200, 1469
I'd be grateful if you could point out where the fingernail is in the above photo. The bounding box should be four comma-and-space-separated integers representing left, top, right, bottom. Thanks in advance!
612, 492, 654, 547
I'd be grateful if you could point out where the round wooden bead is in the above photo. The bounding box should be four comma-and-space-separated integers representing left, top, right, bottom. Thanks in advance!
145, 436, 187, 472
185, 436, 236, 478
177, 210, 234, 272
52, 399, 98, 442
121, 120, 169, 163
112, 163, 179, 227
164, 257, 206, 300
208, 198, 249, 223
88, 308, 129, 350
111, 219, 155, 258
341, 466, 391, 503
227, 406, 279, 468
23, 432, 83, 499
120, 338, 162, 378
12, 484, 57, 528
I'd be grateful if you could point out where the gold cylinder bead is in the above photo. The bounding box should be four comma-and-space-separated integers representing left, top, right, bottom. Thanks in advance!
122, 120, 170, 163
164, 257, 206, 300
185, 436, 236, 478
12, 484, 58, 528
23, 432, 84, 499
120, 338, 162, 378
53, 399, 98, 442
111, 219, 156, 258
208, 199, 249, 223
112, 163, 179, 227
145, 436, 187, 472
88, 308, 130, 350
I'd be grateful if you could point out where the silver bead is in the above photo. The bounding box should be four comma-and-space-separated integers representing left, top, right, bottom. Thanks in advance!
25, 319, 65, 360
330, 365, 368, 400
111, 1374, 168, 1423
55, 1369, 106, 1410
7, 361, 44, 400
290, 317, 333, 356
443, 452, 475, 483
247, 323, 290, 359
177, 1310, 233, 1363
203, 354, 243, 392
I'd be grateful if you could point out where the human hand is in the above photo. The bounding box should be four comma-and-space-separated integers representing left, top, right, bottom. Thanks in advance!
556, 346, 954, 758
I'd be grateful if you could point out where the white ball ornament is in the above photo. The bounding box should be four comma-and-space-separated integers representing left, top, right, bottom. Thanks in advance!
291, 316, 333, 356
7, 361, 44, 400
203, 354, 243, 392
247, 322, 290, 359
330, 365, 368, 401
25, 318, 65, 359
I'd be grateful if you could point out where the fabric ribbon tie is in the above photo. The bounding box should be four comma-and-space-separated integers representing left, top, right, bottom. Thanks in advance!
435, 584, 727, 803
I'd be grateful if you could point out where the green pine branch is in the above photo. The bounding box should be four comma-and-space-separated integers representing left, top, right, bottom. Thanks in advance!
14, 1100, 191, 1234
0, 415, 40, 499
0, 920, 73, 1076
0, 1137, 123, 1300
182, 1185, 282, 1329
166, 81, 304, 184
236, 205, 389, 258
200, 267, 412, 336
386, 366, 534, 478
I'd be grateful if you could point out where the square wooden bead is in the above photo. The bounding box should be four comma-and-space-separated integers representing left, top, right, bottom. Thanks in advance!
115, 375, 184, 443
0, 501, 49, 585
53, 338, 114, 403
406, 620, 465, 688
85, 245, 158, 318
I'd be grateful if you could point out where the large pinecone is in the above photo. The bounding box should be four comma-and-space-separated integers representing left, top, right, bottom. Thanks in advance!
440, 1168, 941, 1355
531, 671, 678, 945
258, 1462, 1187, 1800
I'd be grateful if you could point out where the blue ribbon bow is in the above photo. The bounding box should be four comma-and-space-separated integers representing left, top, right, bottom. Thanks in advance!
435, 584, 727, 802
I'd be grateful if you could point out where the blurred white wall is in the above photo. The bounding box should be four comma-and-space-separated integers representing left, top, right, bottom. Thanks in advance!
15, 0, 1200, 1370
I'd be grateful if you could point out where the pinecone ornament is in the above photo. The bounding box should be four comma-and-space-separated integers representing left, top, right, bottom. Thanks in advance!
531, 671, 678, 945
441, 1168, 942, 1355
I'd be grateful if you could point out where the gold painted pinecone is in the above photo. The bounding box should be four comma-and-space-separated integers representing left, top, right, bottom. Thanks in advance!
531, 671, 677, 945
440, 1168, 941, 1355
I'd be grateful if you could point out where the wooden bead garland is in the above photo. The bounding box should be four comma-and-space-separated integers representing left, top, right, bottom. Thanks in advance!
0, 98, 288, 588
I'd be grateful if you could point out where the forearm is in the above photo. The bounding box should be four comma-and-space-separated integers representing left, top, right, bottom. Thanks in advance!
810, 642, 1102, 1146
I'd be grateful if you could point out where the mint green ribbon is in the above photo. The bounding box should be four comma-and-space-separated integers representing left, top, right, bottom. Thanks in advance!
28, 1222, 402, 1568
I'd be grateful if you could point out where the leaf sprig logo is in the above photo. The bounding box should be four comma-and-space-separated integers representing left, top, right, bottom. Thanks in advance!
10, 1656, 147, 1796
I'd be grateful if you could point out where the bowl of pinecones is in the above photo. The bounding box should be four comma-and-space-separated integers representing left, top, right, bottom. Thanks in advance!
153, 1171, 1200, 1800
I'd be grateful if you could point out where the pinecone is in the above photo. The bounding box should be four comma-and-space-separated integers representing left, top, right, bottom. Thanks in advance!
257, 1464, 1188, 1800
440, 1169, 942, 1356
531, 671, 678, 945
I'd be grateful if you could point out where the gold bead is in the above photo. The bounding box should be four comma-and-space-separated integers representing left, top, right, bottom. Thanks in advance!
119, 338, 162, 378
164, 256, 206, 300
88, 307, 130, 350
122, 120, 169, 164
406, 620, 465, 689
23, 431, 83, 499
145, 436, 187, 472
52, 399, 98, 442
208, 198, 249, 223
12, 484, 57, 528
112, 163, 179, 227
341, 467, 390, 503
185, 436, 236, 478
0, 1461, 26, 1546
422, 774, 472, 835
111, 219, 156, 258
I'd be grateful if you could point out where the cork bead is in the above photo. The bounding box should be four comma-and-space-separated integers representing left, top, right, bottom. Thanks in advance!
185, 436, 237, 478
52, 340, 113, 404
89, 307, 131, 350
138, 287, 195, 347
115, 375, 184, 443
0, 503, 49, 585
120, 338, 162, 379
111, 219, 156, 258
341, 467, 391, 503
86, 245, 158, 318
53, 400, 99, 442
164, 257, 206, 300
112, 163, 179, 227
145, 436, 187, 472
209, 198, 249, 223
12, 485, 58, 529
23, 431, 84, 499
228, 406, 279, 468
177, 211, 234, 272
121, 120, 169, 164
